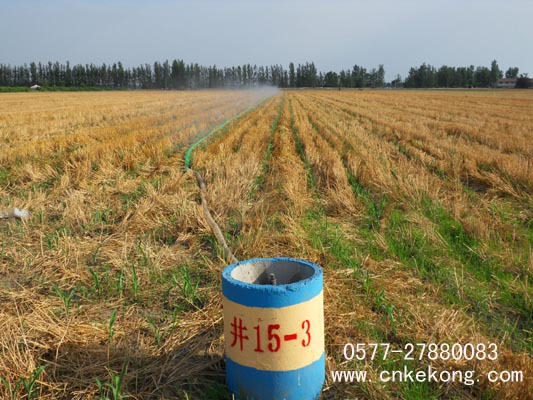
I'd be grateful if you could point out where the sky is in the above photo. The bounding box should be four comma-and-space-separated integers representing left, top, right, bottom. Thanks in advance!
1, 0, 532, 81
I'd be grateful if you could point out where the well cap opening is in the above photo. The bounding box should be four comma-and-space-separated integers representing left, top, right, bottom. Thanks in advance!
230, 258, 316, 285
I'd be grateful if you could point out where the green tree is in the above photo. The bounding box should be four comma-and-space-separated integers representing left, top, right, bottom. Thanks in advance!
289, 62, 295, 87
29, 62, 37, 84
505, 67, 519, 78
306, 62, 317, 87
489, 59, 502, 85
65, 61, 72, 86
171, 59, 180, 88
117, 62, 125, 87
324, 71, 339, 87
339, 70, 352, 87
474, 66, 491, 87
515, 74, 530, 88
296, 64, 302, 87
153, 62, 162, 88
111, 63, 119, 87
352, 65, 366, 88
162, 60, 170, 89
376, 64, 385, 87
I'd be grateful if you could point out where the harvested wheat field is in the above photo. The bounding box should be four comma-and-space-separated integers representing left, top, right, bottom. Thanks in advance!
0, 89, 532, 399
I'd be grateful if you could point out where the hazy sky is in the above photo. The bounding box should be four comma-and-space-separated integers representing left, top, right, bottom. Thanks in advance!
1, 0, 531, 80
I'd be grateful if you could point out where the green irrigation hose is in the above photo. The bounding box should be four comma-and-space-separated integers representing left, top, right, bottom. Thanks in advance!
183, 93, 276, 264
184, 95, 272, 169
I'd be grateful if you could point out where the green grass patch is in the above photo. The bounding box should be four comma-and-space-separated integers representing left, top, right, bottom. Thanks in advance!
0, 86, 30, 92
304, 208, 359, 271
0, 168, 11, 186
119, 182, 148, 209
347, 171, 386, 230
303, 206, 400, 338
385, 201, 531, 351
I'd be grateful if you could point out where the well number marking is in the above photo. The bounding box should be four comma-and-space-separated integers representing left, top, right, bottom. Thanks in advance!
230, 317, 312, 353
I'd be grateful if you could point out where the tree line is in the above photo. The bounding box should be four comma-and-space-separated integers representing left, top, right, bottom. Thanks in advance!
0, 60, 386, 89
0, 59, 528, 89
403, 60, 528, 88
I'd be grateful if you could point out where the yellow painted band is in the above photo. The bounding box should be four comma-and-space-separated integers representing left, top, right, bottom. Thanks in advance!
223, 291, 324, 371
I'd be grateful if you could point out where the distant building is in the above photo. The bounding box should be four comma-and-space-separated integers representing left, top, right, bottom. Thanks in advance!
495, 78, 516, 88
30, 84, 41, 90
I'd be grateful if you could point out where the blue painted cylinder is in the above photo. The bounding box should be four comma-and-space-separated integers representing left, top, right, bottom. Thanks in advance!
222, 257, 325, 400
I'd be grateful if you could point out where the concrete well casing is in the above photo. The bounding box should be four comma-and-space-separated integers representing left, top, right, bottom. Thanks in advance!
222, 257, 325, 400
